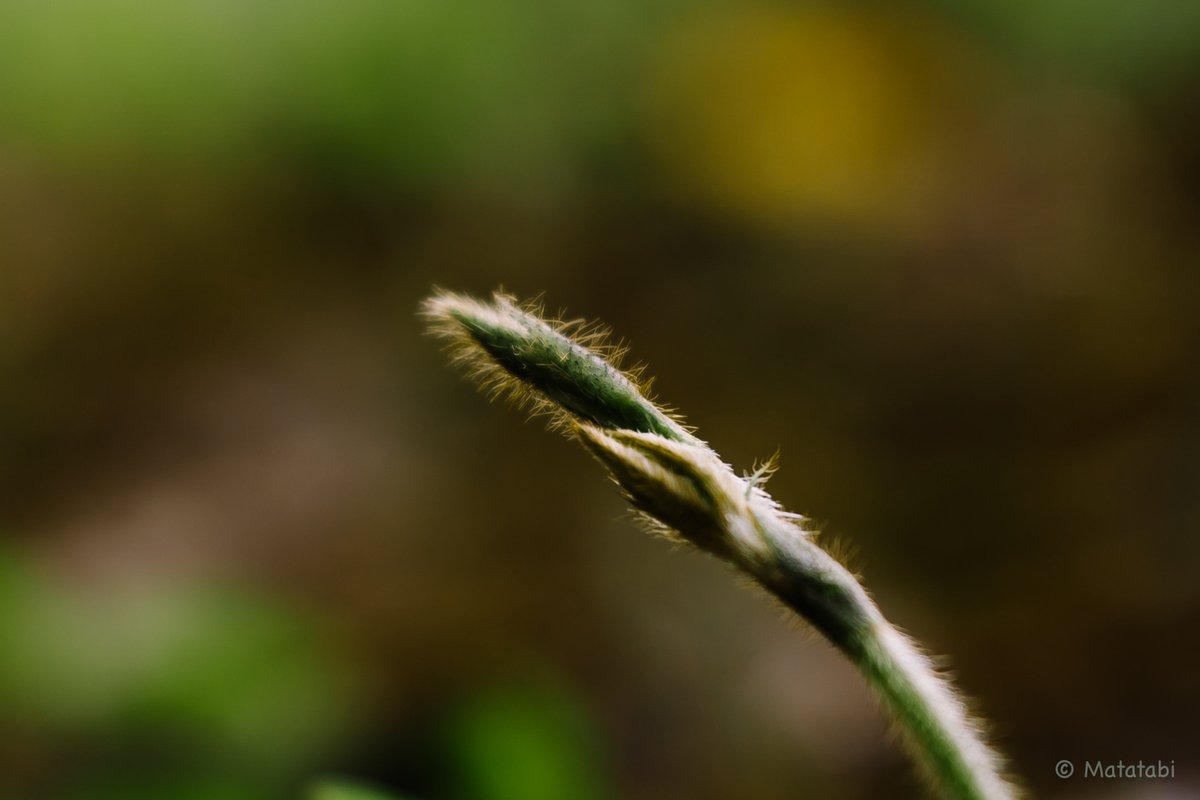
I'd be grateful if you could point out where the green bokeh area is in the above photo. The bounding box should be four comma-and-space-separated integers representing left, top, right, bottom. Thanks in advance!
441, 683, 610, 800
310, 681, 612, 800
0, 547, 612, 800
0, 547, 357, 799
310, 778, 413, 800
3, 0, 1193, 176
0, 0, 645, 184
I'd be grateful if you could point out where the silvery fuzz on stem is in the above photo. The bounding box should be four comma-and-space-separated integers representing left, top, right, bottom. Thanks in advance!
421, 289, 1019, 800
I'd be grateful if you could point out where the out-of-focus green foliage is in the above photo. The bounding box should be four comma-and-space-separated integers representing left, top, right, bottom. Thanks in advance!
934, 0, 1200, 81
309, 777, 410, 800
443, 682, 610, 800
59, 770, 265, 800
0, 0, 655, 190
0, 547, 357, 797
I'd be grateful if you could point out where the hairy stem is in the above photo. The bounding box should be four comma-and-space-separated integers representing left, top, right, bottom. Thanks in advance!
422, 289, 1017, 799
754, 510, 1010, 799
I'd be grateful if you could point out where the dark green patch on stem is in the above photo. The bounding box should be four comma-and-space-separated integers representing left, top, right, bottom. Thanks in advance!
756, 514, 873, 658
449, 305, 689, 442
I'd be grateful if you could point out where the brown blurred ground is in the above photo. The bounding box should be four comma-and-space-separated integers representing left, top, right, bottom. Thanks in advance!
1, 2, 1199, 799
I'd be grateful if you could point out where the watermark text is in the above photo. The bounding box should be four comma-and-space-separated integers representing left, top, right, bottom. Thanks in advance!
1055, 759, 1176, 780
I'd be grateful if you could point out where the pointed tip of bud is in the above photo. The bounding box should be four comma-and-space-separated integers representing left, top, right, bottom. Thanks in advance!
420, 288, 694, 442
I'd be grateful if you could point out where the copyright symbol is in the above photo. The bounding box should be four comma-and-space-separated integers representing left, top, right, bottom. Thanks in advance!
1056, 760, 1074, 779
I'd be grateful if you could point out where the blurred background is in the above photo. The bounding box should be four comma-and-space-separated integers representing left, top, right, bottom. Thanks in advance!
1, 1, 1198, 798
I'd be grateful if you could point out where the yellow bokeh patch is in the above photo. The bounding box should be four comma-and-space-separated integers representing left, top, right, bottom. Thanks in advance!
643, 4, 984, 233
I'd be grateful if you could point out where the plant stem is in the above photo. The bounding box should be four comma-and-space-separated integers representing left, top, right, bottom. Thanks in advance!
753, 508, 1012, 800
422, 289, 1018, 799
